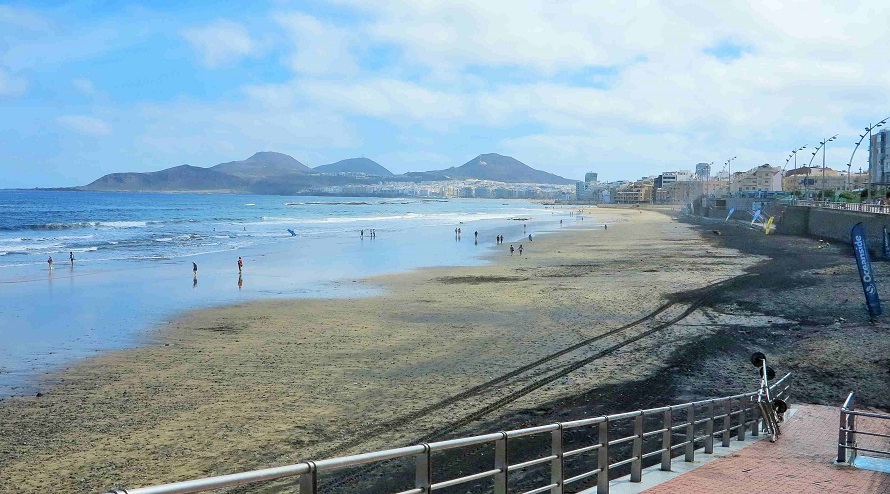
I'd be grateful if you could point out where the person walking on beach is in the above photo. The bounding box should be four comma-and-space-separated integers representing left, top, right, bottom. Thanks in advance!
361, 230, 364, 238
528, 234, 532, 241
510, 245, 514, 256
47, 256, 53, 270
192, 262, 198, 276
69, 251, 74, 264
519, 244, 523, 256
604, 224, 608, 231
474, 231, 478, 240
237, 256, 243, 273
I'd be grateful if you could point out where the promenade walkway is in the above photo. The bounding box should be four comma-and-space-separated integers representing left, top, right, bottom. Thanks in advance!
640, 404, 890, 494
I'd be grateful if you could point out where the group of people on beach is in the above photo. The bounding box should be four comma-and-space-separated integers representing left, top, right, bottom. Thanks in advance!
509, 244, 523, 256
189, 256, 244, 289
46, 252, 76, 269
360, 229, 377, 238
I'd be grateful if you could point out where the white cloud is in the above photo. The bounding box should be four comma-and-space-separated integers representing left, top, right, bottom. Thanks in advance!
72, 78, 97, 96
56, 115, 112, 136
275, 13, 357, 76
0, 68, 27, 96
182, 20, 257, 67
0, 5, 50, 31
300, 78, 468, 125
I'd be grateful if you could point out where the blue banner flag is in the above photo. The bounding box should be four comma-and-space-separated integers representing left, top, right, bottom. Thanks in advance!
725, 208, 735, 221
852, 222, 882, 318
883, 226, 890, 259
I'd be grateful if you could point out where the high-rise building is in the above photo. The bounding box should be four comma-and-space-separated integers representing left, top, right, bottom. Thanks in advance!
695, 162, 711, 180
584, 172, 598, 183
869, 129, 890, 185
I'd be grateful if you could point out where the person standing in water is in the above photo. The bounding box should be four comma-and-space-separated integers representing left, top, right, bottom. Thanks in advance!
509, 245, 514, 256
192, 262, 198, 275
237, 256, 243, 273
361, 230, 364, 238
69, 251, 75, 264
47, 256, 53, 270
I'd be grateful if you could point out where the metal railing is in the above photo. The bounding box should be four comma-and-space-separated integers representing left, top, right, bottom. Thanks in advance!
837, 391, 890, 463
106, 373, 791, 494
796, 200, 890, 215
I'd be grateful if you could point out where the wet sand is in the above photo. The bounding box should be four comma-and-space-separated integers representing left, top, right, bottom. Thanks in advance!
0, 207, 886, 493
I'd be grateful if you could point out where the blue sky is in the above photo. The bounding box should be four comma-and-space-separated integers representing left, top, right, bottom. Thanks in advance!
2, 1, 889, 187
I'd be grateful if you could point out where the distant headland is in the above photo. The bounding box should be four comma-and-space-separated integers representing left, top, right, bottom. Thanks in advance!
75, 152, 575, 194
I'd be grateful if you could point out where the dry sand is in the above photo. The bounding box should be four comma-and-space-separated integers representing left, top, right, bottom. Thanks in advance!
0, 207, 886, 493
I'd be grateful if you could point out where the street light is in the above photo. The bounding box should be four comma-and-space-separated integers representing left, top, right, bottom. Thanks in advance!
782, 145, 807, 193
847, 117, 889, 198
807, 135, 837, 200
726, 156, 737, 196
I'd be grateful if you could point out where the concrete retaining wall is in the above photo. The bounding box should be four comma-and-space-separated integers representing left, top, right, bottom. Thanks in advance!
765, 205, 889, 255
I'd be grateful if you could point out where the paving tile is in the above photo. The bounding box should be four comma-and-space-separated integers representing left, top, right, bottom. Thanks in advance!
642, 404, 890, 494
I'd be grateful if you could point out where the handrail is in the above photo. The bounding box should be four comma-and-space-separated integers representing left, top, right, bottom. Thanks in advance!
106, 372, 792, 494
796, 200, 890, 215
837, 390, 890, 464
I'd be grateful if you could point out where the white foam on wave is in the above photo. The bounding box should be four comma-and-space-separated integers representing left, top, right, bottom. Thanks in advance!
99, 221, 148, 228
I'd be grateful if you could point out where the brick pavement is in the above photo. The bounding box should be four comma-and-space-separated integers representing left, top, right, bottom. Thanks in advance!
642, 404, 890, 494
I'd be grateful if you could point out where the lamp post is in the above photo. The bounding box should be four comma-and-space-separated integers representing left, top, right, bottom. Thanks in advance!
782, 145, 807, 194
848, 118, 889, 199
726, 156, 737, 196
807, 136, 836, 200
821, 135, 837, 197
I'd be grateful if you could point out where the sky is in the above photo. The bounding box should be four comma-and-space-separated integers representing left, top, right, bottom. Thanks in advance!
2, 0, 890, 188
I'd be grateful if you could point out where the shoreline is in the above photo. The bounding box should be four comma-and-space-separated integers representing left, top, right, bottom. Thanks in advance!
0, 197, 573, 397
0, 208, 730, 492
3, 207, 885, 493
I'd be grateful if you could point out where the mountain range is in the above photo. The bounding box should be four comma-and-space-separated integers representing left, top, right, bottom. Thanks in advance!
81, 152, 574, 193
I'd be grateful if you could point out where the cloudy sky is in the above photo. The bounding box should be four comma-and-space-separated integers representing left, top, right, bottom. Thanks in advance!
1, 1, 888, 188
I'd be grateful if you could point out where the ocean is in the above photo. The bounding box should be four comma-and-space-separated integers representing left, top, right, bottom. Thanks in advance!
0, 190, 584, 396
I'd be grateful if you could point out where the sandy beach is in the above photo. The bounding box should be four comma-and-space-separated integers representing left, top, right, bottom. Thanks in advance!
1, 207, 888, 493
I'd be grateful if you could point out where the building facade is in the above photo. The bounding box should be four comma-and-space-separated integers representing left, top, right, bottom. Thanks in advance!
730, 164, 782, 193
614, 181, 653, 203
584, 172, 598, 183
695, 163, 711, 180
870, 129, 890, 186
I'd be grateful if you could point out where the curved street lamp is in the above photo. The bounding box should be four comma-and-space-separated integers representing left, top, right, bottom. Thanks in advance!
848, 118, 889, 196
782, 145, 807, 193
807, 135, 837, 199
726, 156, 738, 196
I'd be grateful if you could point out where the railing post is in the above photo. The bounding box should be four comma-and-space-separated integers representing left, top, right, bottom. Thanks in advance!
660, 409, 672, 471
722, 399, 732, 447
551, 426, 564, 494
685, 406, 695, 462
750, 398, 759, 436
415, 445, 431, 493
738, 401, 746, 441
705, 401, 714, 454
631, 414, 643, 482
494, 434, 508, 494
299, 462, 317, 494
837, 409, 847, 463
598, 420, 609, 493
849, 413, 857, 461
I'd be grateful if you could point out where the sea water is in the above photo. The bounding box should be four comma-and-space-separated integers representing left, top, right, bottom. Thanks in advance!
0, 190, 581, 396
